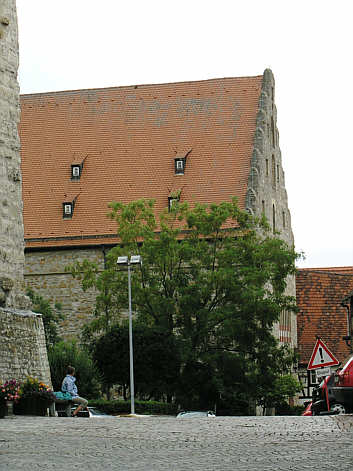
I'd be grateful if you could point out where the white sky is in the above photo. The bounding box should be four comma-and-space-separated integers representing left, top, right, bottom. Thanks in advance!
16, 0, 353, 269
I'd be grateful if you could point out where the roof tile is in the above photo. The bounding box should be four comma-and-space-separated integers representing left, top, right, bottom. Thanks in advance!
20, 75, 263, 248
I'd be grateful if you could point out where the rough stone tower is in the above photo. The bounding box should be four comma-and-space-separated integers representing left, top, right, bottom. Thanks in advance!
0, 0, 51, 384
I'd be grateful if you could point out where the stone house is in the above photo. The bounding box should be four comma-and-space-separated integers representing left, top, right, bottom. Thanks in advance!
19, 69, 296, 344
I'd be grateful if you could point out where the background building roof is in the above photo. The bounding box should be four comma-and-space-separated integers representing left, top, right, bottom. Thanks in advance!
19, 75, 263, 248
299, 266, 353, 275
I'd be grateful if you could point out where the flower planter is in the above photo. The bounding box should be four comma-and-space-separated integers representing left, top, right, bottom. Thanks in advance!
17, 396, 53, 416
0, 401, 15, 418
0, 402, 6, 419
5, 400, 14, 416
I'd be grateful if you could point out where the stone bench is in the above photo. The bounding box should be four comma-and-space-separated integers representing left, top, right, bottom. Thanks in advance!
51, 398, 73, 417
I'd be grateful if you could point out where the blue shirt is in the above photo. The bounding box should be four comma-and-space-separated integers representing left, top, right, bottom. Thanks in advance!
61, 374, 78, 397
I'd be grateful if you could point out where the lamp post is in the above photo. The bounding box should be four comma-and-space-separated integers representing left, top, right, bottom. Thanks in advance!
117, 255, 142, 415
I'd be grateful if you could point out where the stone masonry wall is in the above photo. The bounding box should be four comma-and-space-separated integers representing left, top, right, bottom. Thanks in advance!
0, 0, 51, 385
0, 0, 29, 309
0, 308, 51, 384
25, 247, 104, 338
246, 68, 296, 348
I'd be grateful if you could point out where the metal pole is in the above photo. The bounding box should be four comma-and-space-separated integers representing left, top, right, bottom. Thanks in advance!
128, 261, 135, 414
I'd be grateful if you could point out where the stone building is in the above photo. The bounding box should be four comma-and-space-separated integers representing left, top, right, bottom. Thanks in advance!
0, 0, 51, 385
19, 69, 296, 346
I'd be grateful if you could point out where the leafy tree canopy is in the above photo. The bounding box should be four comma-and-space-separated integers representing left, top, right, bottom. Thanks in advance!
67, 198, 301, 409
26, 288, 64, 348
93, 322, 181, 400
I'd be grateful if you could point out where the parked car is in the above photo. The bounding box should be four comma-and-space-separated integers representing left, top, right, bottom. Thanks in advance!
176, 411, 216, 418
302, 354, 353, 416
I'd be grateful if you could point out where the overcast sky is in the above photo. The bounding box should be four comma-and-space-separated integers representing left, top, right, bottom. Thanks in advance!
16, 0, 353, 268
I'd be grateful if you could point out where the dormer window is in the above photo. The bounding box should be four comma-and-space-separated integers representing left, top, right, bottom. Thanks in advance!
175, 158, 185, 175
168, 189, 181, 211
63, 202, 73, 219
168, 197, 179, 211
71, 165, 81, 180
71, 155, 87, 180
62, 194, 78, 219
174, 149, 191, 175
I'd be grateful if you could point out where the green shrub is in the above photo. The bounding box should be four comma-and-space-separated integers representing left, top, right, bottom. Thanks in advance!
275, 403, 306, 416
88, 399, 178, 416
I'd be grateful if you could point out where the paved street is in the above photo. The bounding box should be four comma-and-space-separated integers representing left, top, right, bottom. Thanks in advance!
1, 415, 353, 470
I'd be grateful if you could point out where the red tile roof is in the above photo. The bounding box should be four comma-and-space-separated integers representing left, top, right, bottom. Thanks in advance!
300, 266, 353, 275
19, 75, 263, 248
296, 269, 353, 365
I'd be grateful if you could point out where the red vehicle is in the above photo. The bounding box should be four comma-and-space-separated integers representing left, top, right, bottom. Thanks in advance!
302, 402, 313, 416
303, 355, 353, 416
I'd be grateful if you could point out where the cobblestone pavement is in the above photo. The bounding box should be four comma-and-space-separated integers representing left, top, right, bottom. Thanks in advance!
1, 415, 353, 470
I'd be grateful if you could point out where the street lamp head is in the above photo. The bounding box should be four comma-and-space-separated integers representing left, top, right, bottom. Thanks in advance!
130, 255, 142, 265
117, 256, 129, 265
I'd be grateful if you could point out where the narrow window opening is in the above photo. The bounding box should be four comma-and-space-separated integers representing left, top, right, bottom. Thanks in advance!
271, 116, 275, 147
265, 159, 269, 176
282, 210, 286, 228
262, 200, 265, 214
272, 204, 276, 233
272, 155, 276, 189
276, 164, 280, 183
271, 87, 274, 110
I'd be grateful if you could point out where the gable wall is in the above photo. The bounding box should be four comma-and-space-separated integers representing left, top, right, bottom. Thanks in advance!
246, 69, 296, 348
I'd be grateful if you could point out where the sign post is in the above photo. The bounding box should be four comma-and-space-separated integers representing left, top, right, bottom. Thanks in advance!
307, 338, 339, 371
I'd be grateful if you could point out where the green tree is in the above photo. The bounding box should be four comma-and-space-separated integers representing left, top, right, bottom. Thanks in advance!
93, 322, 181, 401
258, 373, 302, 414
26, 288, 64, 348
68, 198, 300, 410
48, 340, 101, 399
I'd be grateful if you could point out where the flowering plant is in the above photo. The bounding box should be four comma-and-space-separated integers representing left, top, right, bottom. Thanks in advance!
0, 379, 21, 402
19, 377, 54, 401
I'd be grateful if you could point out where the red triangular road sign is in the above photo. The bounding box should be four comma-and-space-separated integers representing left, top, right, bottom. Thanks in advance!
307, 339, 339, 370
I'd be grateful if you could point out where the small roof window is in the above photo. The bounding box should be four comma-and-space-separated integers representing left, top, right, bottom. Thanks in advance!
63, 202, 73, 218
174, 149, 191, 175
62, 194, 78, 219
71, 155, 87, 180
71, 164, 82, 180
168, 189, 181, 211
175, 158, 185, 174
168, 197, 179, 211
